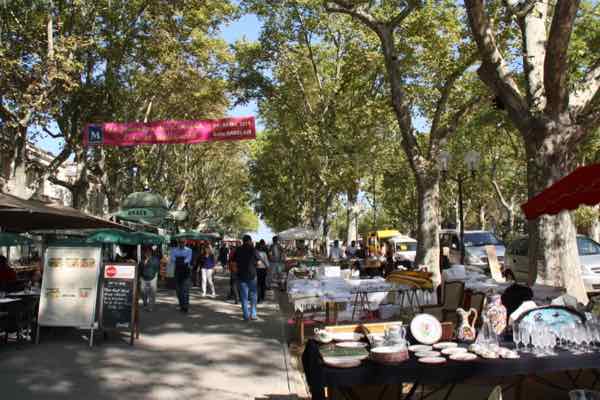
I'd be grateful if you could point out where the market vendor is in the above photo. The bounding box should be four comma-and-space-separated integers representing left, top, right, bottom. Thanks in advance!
0, 255, 17, 288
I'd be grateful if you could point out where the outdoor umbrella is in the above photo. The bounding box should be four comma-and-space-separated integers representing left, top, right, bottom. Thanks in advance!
0, 232, 33, 246
0, 192, 130, 232
521, 164, 600, 220
277, 227, 319, 241
85, 229, 139, 245
134, 231, 167, 245
173, 231, 218, 241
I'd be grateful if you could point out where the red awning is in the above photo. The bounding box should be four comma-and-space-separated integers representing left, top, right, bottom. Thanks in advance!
521, 164, 600, 220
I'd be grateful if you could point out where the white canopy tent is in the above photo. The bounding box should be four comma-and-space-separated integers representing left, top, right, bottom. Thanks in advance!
277, 227, 319, 241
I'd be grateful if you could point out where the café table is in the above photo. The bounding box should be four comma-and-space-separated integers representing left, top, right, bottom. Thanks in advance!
302, 339, 600, 400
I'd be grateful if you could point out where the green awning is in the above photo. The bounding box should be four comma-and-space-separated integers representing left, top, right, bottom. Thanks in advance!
86, 229, 139, 245
0, 232, 33, 246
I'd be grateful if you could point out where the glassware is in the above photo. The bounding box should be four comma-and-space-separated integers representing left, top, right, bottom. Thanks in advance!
513, 324, 522, 352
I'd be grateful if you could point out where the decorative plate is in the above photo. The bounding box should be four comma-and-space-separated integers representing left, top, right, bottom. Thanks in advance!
331, 332, 365, 342
449, 353, 477, 361
323, 356, 364, 368
408, 344, 433, 352
336, 341, 368, 349
410, 314, 443, 345
433, 342, 458, 350
418, 356, 446, 364
414, 351, 441, 358
441, 347, 467, 355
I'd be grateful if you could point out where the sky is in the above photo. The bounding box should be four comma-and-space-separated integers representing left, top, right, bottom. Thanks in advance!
36, 11, 276, 242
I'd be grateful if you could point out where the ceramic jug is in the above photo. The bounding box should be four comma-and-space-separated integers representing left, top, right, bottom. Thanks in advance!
456, 307, 478, 342
484, 294, 507, 335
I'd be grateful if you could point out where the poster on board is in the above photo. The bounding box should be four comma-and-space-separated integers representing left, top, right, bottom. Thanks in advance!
38, 246, 102, 328
100, 264, 137, 334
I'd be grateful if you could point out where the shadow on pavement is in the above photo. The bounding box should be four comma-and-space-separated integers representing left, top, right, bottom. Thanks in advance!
0, 274, 293, 400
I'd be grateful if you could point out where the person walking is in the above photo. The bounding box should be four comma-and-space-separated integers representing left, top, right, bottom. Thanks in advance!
201, 245, 217, 298
255, 240, 270, 303
170, 239, 193, 313
139, 246, 160, 311
218, 244, 229, 272
227, 246, 240, 304
234, 235, 259, 321
268, 236, 285, 290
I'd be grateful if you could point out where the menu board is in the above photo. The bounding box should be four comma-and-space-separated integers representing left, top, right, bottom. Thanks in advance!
38, 246, 102, 328
100, 264, 137, 331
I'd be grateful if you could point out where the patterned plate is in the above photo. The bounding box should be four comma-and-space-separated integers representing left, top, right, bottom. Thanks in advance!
410, 314, 443, 345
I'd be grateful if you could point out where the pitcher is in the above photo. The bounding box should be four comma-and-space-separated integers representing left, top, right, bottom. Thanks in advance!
456, 307, 478, 342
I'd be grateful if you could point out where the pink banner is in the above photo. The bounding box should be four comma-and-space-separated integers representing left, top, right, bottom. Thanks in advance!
83, 116, 256, 146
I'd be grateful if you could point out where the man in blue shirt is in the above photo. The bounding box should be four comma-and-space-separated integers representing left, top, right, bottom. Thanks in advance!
170, 239, 193, 313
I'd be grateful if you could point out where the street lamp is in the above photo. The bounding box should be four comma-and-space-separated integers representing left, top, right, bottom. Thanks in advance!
438, 150, 480, 265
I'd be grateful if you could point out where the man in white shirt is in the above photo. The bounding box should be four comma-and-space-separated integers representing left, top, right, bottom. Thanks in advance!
329, 240, 343, 261
345, 240, 358, 258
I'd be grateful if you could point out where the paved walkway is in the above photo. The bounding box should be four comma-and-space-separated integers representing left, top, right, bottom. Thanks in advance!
0, 274, 306, 400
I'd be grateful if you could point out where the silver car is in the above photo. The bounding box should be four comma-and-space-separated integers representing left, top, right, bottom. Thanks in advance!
505, 235, 600, 293
440, 230, 505, 268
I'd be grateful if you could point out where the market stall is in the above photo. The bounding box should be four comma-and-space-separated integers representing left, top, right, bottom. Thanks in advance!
287, 265, 437, 344
302, 304, 600, 400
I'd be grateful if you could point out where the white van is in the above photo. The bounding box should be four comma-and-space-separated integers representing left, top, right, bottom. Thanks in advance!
388, 235, 417, 266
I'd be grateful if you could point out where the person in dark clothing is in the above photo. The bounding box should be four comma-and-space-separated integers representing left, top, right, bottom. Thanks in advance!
227, 246, 240, 304
234, 235, 259, 320
255, 240, 270, 303
219, 245, 229, 271
170, 239, 193, 313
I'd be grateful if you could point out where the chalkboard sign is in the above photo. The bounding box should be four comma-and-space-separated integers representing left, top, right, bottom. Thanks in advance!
100, 264, 138, 344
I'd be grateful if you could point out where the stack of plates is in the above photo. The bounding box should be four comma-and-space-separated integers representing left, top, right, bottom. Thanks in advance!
370, 346, 410, 364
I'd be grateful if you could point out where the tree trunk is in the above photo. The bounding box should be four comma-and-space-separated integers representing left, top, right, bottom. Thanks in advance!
526, 130, 588, 303
479, 205, 486, 230
590, 205, 600, 243
346, 187, 359, 244
415, 172, 441, 287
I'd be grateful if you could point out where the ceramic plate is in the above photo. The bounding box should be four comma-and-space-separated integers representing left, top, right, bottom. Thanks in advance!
410, 314, 443, 345
331, 332, 364, 342
415, 351, 441, 358
408, 344, 433, 352
441, 347, 467, 355
371, 345, 405, 354
449, 353, 478, 361
323, 356, 365, 368
433, 342, 458, 350
418, 356, 446, 364
336, 341, 368, 349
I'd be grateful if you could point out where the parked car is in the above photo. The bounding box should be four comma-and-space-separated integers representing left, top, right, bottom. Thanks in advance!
439, 229, 505, 269
387, 235, 417, 267
505, 235, 600, 293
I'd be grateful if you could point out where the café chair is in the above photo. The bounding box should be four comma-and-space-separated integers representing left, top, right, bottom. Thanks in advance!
0, 301, 30, 344
420, 281, 465, 325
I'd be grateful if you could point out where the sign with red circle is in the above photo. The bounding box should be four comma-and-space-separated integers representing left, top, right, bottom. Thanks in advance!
105, 266, 117, 278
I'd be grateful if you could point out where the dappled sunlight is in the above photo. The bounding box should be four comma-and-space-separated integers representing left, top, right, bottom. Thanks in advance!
0, 277, 297, 399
